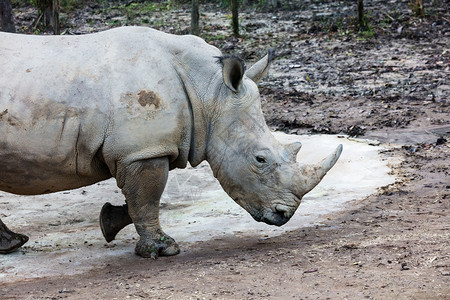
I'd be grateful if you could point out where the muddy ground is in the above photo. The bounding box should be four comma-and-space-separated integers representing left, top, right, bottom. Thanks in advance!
2, 0, 450, 298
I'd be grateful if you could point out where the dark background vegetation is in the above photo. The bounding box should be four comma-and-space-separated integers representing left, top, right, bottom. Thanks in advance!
2, 0, 446, 37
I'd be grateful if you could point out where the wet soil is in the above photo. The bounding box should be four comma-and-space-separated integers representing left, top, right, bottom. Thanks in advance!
2, 0, 450, 298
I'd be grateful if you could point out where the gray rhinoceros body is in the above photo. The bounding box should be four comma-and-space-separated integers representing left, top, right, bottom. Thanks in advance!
1, 27, 205, 194
0, 27, 342, 257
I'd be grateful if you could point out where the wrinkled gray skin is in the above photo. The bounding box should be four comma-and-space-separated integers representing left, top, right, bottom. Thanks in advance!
0, 27, 342, 258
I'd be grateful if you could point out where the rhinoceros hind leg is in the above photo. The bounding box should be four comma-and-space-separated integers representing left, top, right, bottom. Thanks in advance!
100, 202, 133, 242
0, 219, 29, 254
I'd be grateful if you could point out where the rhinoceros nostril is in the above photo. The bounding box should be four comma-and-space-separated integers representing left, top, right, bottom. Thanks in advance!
271, 210, 289, 226
273, 207, 290, 223
274, 208, 286, 218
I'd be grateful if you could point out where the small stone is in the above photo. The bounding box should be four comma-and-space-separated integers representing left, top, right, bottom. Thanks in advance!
436, 137, 447, 145
304, 268, 318, 273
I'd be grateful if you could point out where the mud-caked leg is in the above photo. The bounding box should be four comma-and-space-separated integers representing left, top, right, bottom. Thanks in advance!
117, 157, 179, 258
0, 218, 29, 254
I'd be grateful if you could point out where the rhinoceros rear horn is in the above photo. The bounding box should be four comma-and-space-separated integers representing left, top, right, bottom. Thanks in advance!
245, 48, 276, 83
217, 55, 245, 93
285, 142, 302, 161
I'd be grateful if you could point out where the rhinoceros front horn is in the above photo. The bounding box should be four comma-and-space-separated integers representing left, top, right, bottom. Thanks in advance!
295, 144, 343, 197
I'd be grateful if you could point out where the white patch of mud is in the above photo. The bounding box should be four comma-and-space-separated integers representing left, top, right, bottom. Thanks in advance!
0, 133, 399, 282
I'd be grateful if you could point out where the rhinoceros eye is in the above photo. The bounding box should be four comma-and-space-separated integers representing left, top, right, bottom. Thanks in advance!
255, 155, 266, 164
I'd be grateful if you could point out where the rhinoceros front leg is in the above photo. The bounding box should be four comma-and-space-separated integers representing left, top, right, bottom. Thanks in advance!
117, 157, 180, 258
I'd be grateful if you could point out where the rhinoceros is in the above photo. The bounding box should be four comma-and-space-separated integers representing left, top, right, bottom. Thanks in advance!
0, 27, 342, 258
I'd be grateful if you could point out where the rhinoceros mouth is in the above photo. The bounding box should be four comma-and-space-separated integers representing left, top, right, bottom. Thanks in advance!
237, 195, 297, 226
260, 210, 290, 226
253, 206, 292, 227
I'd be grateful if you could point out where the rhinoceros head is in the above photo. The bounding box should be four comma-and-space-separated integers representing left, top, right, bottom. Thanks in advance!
205, 50, 342, 226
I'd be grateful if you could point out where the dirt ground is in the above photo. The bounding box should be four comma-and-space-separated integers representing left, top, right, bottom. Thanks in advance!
1, 0, 449, 299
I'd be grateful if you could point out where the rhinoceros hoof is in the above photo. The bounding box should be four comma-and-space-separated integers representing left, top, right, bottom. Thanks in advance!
100, 202, 132, 243
0, 230, 29, 254
135, 235, 180, 258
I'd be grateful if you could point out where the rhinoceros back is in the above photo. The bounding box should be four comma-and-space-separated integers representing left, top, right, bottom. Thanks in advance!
0, 27, 221, 195
0, 32, 112, 194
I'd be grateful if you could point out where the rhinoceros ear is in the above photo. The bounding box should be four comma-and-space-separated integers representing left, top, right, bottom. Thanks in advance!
245, 48, 275, 84
217, 55, 245, 93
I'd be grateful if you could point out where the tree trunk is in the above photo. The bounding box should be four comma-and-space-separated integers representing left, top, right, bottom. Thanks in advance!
190, 0, 199, 36
32, 0, 60, 34
43, 0, 59, 35
357, 0, 365, 31
0, 0, 15, 33
271, 0, 278, 8
414, 0, 424, 17
231, 0, 239, 37
52, 0, 60, 35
